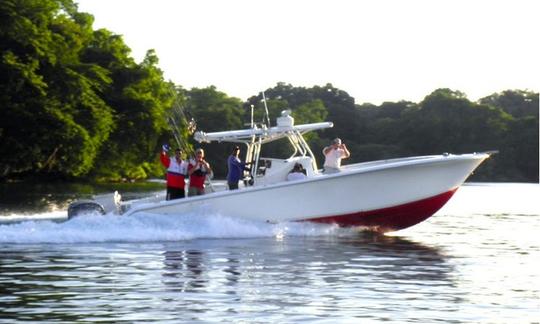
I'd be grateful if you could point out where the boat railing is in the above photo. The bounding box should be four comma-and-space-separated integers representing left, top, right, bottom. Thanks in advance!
340, 155, 443, 171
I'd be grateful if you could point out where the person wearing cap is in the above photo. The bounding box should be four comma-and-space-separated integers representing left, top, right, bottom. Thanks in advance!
188, 148, 212, 196
227, 146, 250, 190
160, 144, 188, 200
322, 138, 350, 173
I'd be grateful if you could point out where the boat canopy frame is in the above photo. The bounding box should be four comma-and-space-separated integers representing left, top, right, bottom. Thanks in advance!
194, 111, 333, 185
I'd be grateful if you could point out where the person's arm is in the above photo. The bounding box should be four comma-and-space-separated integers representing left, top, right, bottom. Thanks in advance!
160, 152, 170, 168
322, 146, 332, 155
202, 160, 212, 172
242, 160, 250, 171
188, 160, 211, 175
187, 162, 196, 176
341, 144, 351, 159
230, 157, 243, 169
180, 161, 188, 175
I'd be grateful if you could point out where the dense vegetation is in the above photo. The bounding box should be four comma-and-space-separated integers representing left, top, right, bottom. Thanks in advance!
1, 0, 538, 183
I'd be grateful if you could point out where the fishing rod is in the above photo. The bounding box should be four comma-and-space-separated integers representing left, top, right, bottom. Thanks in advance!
166, 86, 196, 157
165, 87, 218, 192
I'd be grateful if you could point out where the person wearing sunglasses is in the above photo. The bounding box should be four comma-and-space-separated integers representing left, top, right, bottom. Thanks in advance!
187, 148, 212, 196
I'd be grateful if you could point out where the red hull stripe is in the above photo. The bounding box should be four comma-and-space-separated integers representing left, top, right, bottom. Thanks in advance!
306, 189, 458, 232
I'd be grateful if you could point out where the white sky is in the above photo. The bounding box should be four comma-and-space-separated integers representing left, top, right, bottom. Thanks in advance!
76, 0, 539, 105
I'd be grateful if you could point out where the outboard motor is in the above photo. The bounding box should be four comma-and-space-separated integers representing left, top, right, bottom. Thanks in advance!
67, 200, 106, 220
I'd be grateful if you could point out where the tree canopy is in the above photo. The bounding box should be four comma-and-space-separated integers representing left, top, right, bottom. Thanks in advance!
0, 0, 538, 182
0, 0, 175, 181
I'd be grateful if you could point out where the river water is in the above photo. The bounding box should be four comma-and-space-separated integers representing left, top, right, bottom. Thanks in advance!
0, 183, 538, 323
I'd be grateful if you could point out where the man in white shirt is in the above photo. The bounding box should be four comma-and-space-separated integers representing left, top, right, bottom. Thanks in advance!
322, 138, 351, 173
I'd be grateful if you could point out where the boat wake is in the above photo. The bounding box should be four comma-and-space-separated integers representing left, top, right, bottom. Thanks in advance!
0, 210, 347, 244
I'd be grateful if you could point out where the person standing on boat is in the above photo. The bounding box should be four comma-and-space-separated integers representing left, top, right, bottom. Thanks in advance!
227, 146, 250, 190
160, 145, 188, 200
188, 148, 212, 196
322, 138, 350, 173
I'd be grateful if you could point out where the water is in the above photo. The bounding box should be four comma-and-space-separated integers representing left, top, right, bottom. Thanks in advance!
0, 183, 538, 323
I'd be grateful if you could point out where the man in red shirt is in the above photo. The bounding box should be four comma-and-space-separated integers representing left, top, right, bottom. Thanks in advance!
160, 145, 188, 200
188, 148, 212, 196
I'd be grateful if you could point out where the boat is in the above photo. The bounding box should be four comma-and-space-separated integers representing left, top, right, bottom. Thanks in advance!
68, 110, 493, 233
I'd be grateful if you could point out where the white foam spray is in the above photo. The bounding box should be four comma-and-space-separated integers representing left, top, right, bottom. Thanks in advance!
0, 210, 346, 244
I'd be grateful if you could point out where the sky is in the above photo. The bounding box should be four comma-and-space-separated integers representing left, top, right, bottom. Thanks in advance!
76, 0, 539, 105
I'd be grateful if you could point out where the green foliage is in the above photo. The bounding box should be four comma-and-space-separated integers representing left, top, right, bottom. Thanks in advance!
0, 0, 184, 181
183, 86, 244, 176
89, 49, 177, 180
0, 0, 113, 177
0, 2, 537, 183
247, 83, 355, 161
399, 89, 511, 155
292, 99, 328, 124
479, 89, 539, 118
476, 90, 538, 181
187, 86, 245, 131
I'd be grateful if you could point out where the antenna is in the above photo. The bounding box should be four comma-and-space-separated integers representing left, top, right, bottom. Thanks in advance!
261, 91, 271, 127
250, 104, 254, 128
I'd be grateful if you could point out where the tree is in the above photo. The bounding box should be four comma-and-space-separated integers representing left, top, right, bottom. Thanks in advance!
0, 0, 113, 178
0, 1, 183, 181
90, 49, 177, 180
184, 86, 244, 177
399, 89, 510, 154
479, 90, 539, 118
501, 117, 539, 181
479, 90, 539, 181
1, 1, 537, 184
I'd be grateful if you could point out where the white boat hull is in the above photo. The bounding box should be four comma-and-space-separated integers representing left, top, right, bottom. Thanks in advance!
123, 153, 490, 233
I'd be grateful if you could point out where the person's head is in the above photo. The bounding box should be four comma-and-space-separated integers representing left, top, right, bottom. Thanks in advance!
175, 148, 182, 158
195, 148, 204, 160
332, 138, 342, 148
232, 146, 240, 156
294, 163, 303, 171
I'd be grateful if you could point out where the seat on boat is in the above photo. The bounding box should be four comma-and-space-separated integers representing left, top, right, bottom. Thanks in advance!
255, 156, 313, 185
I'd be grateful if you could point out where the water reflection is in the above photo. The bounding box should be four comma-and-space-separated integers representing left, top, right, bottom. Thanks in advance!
0, 183, 536, 322
156, 233, 455, 309
161, 244, 242, 293
0, 233, 502, 322
222, 257, 241, 287
0, 247, 94, 322
336, 233, 453, 282
162, 249, 207, 292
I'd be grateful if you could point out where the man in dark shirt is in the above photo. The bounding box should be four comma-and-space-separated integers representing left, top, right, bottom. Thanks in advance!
226, 146, 249, 190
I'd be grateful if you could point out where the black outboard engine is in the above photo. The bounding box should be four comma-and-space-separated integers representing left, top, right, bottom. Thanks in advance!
67, 200, 106, 220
